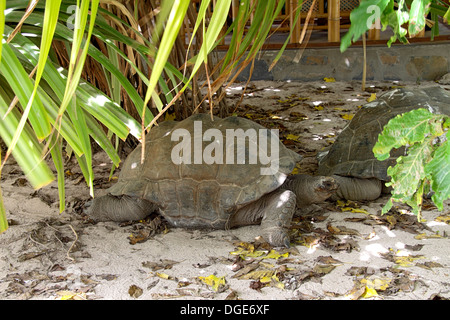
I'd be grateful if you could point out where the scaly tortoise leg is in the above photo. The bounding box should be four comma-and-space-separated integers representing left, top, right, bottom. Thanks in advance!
85, 194, 157, 222
331, 175, 382, 201
229, 189, 296, 247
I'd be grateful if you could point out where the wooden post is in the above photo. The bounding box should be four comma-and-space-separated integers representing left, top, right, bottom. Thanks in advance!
368, 27, 380, 40
289, 0, 302, 43
328, 0, 340, 42
232, 0, 239, 20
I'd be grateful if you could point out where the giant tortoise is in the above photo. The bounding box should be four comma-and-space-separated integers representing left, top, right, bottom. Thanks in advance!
317, 86, 450, 201
87, 114, 337, 247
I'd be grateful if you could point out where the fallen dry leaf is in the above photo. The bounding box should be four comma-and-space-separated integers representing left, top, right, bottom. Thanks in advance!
142, 259, 179, 271
128, 284, 143, 298
340, 113, 354, 120
416, 261, 444, 270
313, 264, 337, 275
414, 233, 443, 240
316, 256, 342, 265
239, 269, 274, 281
367, 93, 377, 102
285, 133, 301, 142
394, 255, 424, 267
435, 215, 450, 224
198, 275, 227, 292
57, 290, 88, 300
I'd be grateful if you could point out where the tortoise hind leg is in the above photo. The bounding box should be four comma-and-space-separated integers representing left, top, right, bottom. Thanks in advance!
85, 194, 157, 222
229, 190, 296, 247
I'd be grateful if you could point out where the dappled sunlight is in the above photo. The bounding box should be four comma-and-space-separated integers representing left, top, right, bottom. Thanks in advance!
381, 225, 396, 238
10, 42, 39, 56
87, 94, 110, 107
225, 86, 243, 95
312, 134, 323, 141
264, 88, 281, 92
344, 57, 350, 67
360, 243, 389, 261
426, 220, 448, 228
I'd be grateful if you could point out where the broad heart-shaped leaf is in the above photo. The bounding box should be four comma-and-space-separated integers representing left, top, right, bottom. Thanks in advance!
373, 108, 445, 161
425, 135, 450, 211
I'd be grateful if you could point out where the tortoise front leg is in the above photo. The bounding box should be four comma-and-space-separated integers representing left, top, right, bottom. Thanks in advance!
332, 175, 382, 201
229, 189, 296, 247
85, 194, 157, 222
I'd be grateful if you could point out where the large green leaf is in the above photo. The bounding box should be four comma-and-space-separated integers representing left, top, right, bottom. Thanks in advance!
408, 0, 431, 36
373, 108, 445, 160
425, 135, 450, 211
143, 0, 190, 116
0, 95, 55, 189
374, 108, 449, 218
0, 0, 5, 63
340, 0, 391, 52
383, 137, 434, 215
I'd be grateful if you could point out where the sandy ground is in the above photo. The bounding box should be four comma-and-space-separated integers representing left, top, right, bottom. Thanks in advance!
0, 79, 449, 300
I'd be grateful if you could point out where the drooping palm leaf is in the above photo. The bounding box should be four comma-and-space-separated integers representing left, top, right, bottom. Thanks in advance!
0, 0, 300, 233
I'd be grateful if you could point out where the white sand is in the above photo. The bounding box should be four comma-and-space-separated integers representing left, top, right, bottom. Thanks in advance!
0, 80, 449, 300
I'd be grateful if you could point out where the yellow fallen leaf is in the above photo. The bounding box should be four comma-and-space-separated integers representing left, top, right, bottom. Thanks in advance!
350, 208, 369, 214
340, 113, 354, 120
260, 276, 272, 283
336, 200, 346, 207
361, 286, 378, 298
314, 105, 324, 111
435, 215, 450, 224
414, 233, 443, 240
155, 272, 172, 280
259, 261, 275, 269
57, 291, 87, 300
395, 255, 424, 267
229, 247, 266, 259
361, 278, 391, 291
164, 112, 176, 121
323, 77, 335, 82
340, 206, 369, 214
386, 215, 397, 227
198, 275, 226, 292
235, 242, 255, 251
262, 249, 289, 260
285, 134, 300, 141
366, 93, 377, 102
239, 270, 274, 280
291, 167, 300, 175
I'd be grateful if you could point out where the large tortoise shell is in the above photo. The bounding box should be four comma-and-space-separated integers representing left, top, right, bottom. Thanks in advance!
106, 113, 301, 227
